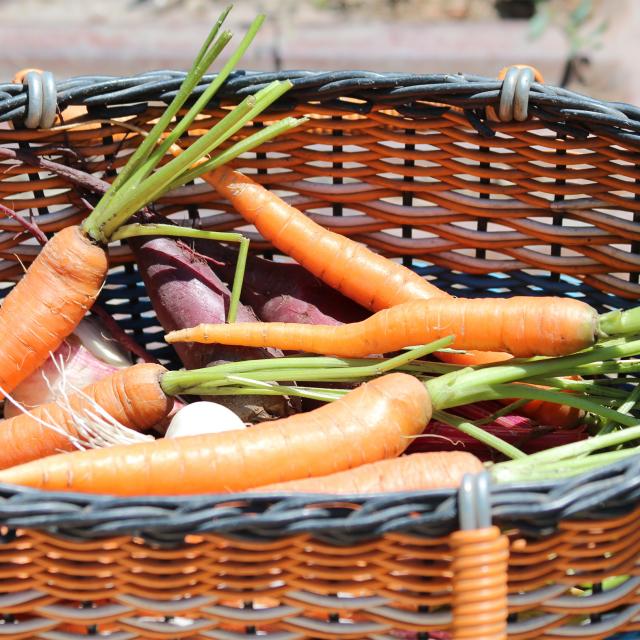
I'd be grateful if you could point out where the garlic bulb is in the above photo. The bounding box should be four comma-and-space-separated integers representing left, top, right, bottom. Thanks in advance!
164, 401, 246, 438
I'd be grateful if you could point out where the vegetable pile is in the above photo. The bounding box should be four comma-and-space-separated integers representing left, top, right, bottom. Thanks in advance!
1, 7, 640, 498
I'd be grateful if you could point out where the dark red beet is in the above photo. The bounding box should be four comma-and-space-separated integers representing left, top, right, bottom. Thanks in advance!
130, 236, 277, 369
192, 240, 370, 325
129, 236, 292, 421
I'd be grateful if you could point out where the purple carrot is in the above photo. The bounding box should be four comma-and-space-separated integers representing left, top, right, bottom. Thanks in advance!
191, 240, 370, 325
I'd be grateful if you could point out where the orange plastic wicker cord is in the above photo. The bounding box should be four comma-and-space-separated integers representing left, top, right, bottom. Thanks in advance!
450, 526, 509, 640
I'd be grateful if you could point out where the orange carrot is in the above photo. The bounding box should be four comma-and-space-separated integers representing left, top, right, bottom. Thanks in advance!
0, 363, 172, 469
0, 373, 431, 495
518, 395, 583, 427
203, 165, 445, 311
250, 452, 483, 494
166, 296, 600, 359
0, 226, 108, 398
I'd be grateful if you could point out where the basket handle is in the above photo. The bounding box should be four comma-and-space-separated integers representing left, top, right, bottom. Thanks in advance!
450, 471, 509, 640
487, 64, 544, 123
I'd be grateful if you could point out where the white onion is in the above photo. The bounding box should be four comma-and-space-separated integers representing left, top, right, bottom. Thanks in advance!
4, 336, 120, 418
164, 401, 246, 439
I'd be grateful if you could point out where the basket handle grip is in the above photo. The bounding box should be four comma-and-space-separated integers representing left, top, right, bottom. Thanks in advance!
450, 472, 509, 640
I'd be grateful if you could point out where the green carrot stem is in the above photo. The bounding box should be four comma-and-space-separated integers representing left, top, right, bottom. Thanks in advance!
425, 337, 640, 411
449, 384, 638, 427
141, 14, 266, 182
89, 78, 297, 242
95, 90, 260, 240
120, 28, 233, 194
491, 447, 640, 484
615, 383, 640, 416
111, 224, 246, 245
572, 360, 640, 376
521, 376, 629, 398
227, 237, 249, 323
178, 371, 368, 395
198, 382, 345, 403
171, 116, 308, 188
118, 74, 289, 216
94, 7, 232, 206
599, 307, 640, 337
159, 338, 453, 396
431, 410, 526, 460
79, 9, 304, 246
110, 223, 249, 323
83, 8, 234, 236
597, 384, 640, 435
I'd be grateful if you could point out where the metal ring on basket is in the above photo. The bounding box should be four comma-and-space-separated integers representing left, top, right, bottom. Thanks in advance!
22, 71, 43, 129
498, 66, 521, 123
512, 66, 535, 122
39, 71, 58, 129
458, 470, 492, 529
495, 64, 543, 123
18, 70, 57, 129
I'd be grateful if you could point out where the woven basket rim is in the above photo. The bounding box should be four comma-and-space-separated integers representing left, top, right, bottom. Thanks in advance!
1, 453, 639, 544
2, 68, 640, 147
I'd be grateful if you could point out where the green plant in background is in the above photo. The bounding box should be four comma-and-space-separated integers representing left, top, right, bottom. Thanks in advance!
529, 0, 610, 87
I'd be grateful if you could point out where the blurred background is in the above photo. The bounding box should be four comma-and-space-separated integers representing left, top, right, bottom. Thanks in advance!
0, 0, 637, 104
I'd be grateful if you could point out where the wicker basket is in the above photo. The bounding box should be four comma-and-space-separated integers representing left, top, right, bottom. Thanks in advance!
0, 67, 639, 640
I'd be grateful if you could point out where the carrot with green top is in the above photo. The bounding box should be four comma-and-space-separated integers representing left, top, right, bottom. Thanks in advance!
0, 8, 304, 398
167, 296, 602, 358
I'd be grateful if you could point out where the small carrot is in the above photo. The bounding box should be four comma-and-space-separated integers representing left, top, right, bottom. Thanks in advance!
0, 372, 431, 495
249, 452, 483, 494
0, 363, 172, 469
200, 165, 445, 311
166, 296, 600, 359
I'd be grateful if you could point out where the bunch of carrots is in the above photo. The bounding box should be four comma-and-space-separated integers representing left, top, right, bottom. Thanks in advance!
0, 6, 639, 498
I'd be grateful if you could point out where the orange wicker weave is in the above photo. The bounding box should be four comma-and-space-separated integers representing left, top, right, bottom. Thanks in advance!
0, 66, 639, 639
